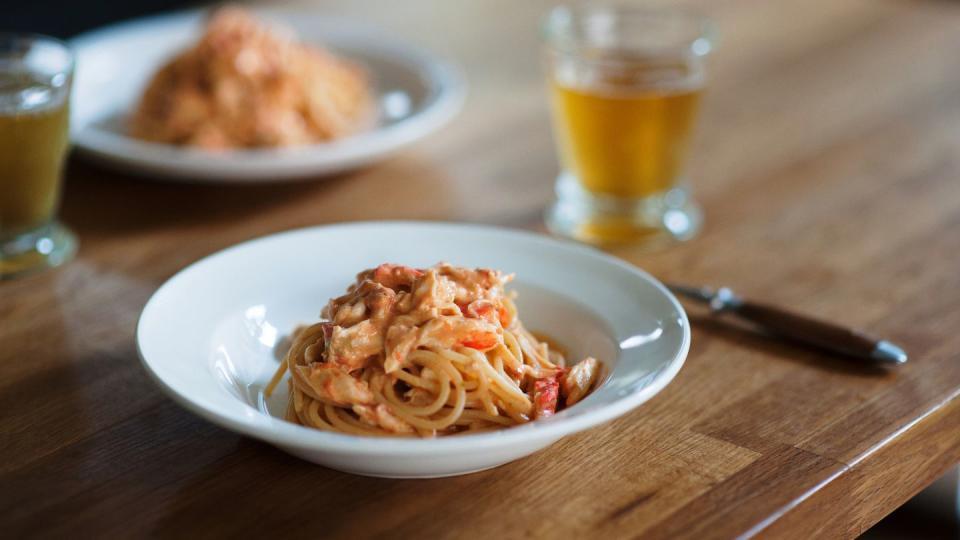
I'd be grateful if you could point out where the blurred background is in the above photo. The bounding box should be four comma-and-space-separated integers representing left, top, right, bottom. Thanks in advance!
8, 0, 200, 38
6, 1, 959, 537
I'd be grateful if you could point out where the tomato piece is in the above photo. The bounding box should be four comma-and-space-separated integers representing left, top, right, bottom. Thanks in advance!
466, 300, 499, 325
497, 305, 512, 328
459, 332, 498, 351
532, 376, 560, 419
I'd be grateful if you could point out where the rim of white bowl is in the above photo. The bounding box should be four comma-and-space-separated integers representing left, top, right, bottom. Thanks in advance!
136, 221, 690, 455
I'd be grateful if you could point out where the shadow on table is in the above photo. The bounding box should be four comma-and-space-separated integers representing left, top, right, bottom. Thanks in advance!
687, 313, 893, 377
59, 156, 352, 236
862, 468, 959, 540
148, 437, 499, 537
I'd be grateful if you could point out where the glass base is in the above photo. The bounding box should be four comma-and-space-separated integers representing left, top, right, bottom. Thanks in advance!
546, 172, 702, 248
1, 222, 77, 279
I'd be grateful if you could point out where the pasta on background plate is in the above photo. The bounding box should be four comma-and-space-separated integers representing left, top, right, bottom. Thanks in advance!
132, 6, 374, 150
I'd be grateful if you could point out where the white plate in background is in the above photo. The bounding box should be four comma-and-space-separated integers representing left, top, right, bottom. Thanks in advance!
136, 222, 690, 478
69, 10, 466, 182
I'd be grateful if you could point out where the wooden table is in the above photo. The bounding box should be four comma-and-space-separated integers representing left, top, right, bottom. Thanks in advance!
4, 0, 960, 537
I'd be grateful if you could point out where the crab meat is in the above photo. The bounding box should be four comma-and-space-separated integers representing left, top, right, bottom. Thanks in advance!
330, 298, 366, 327
384, 323, 419, 373
297, 363, 374, 406
382, 316, 499, 372
418, 316, 499, 352
325, 319, 382, 370
352, 404, 415, 434
370, 263, 423, 291
466, 300, 499, 325
436, 264, 506, 304
363, 282, 397, 323
532, 375, 560, 419
561, 357, 599, 406
323, 280, 395, 322
411, 269, 458, 315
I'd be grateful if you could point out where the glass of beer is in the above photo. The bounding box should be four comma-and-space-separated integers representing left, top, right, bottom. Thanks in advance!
0, 34, 76, 278
543, 5, 714, 246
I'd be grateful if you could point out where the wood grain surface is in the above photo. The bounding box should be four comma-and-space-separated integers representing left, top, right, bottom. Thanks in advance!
4, 0, 960, 538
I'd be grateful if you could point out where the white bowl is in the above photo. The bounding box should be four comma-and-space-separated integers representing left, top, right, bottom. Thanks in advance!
136, 222, 690, 477
69, 9, 465, 182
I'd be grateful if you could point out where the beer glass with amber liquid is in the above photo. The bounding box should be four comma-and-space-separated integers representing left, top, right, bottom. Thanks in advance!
544, 6, 714, 246
0, 34, 75, 277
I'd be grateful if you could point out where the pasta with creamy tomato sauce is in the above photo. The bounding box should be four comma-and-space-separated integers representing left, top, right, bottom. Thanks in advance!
131, 7, 373, 150
265, 263, 601, 437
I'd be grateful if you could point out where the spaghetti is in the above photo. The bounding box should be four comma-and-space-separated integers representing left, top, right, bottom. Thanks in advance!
266, 263, 600, 437
131, 7, 373, 150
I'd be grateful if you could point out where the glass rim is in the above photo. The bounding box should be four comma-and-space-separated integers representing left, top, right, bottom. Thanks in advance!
0, 31, 75, 75
543, 4, 717, 59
